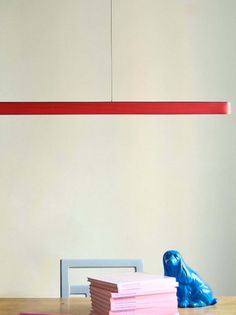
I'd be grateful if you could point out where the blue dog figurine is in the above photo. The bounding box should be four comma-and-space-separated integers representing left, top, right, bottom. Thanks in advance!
163, 250, 217, 308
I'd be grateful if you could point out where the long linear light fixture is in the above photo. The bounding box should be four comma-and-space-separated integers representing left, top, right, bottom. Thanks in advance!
0, 101, 230, 115
0, 1, 231, 116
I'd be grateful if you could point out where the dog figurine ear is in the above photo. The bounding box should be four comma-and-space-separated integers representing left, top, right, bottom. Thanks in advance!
163, 250, 217, 308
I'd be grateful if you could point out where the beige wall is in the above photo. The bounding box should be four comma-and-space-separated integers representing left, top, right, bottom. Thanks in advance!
0, 0, 235, 297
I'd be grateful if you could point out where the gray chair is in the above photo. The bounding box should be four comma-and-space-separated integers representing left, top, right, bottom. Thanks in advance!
60, 258, 144, 298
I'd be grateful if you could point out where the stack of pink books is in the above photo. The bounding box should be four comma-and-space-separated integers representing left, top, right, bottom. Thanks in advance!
88, 273, 179, 315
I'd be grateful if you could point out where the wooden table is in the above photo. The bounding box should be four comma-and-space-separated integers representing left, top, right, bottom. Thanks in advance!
0, 297, 235, 315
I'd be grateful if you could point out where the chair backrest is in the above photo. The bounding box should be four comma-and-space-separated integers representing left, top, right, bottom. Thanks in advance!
60, 258, 144, 298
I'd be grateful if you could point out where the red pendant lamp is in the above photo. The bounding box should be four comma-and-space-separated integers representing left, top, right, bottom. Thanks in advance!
0, 1, 231, 116
0, 101, 231, 115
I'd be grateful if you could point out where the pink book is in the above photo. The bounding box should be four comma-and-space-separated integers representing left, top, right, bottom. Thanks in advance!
91, 295, 177, 308
20, 313, 71, 315
90, 284, 177, 299
91, 307, 179, 315
91, 295, 178, 311
88, 273, 177, 293
90, 290, 178, 309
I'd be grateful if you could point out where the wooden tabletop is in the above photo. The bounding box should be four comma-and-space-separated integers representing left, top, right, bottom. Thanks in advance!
0, 296, 235, 315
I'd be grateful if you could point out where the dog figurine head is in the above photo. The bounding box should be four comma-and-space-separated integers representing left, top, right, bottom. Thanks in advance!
163, 250, 183, 275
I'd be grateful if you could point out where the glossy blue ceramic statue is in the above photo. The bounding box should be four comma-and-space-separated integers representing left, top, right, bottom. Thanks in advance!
163, 250, 217, 308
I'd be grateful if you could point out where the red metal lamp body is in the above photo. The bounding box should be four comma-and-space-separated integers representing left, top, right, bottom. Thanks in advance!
0, 101, 230, 115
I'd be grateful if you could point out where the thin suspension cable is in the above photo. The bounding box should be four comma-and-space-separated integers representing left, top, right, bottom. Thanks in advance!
110, 0, 113, 101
